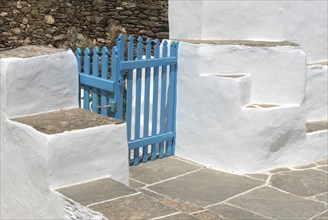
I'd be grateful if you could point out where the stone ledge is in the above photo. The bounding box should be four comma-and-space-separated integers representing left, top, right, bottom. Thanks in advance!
176, 40, 299, 47
11, 108, 124, 135
0, 45, 66, 59
306, 120, 328, 133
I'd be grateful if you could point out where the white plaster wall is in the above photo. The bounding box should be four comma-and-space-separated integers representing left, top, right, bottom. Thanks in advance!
1, 50, 128, 218
48, 123, 129, 188
175, 42, 326, 173
169, 0, 328, 62
2, 50, 78, 118
305, 64, 328, 121
183, 42, 306, 105
1, 120, 66, 219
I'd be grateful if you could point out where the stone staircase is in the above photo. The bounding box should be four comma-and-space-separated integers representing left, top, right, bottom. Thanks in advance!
175, 40, 327, 173
55, 156, 328, 220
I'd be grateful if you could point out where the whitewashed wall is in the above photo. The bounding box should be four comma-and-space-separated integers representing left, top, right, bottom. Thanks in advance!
1, 49, 128, 219
175, 42, 327, 173
169, 0, 328, 62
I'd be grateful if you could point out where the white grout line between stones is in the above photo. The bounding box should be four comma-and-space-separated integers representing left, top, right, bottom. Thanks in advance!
224, 202, 273, 219
150, 212, 181, 220
309, 209, 328, 220
86, 192, 141, 207
141, 167, 205, 188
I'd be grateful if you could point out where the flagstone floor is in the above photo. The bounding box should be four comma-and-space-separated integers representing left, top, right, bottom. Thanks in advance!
57, 156, 328, 220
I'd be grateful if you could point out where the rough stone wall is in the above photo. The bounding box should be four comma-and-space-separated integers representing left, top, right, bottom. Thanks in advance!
0, 0, 168, 49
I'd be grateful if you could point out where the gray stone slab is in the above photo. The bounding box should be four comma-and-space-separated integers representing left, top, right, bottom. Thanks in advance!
138, 188, 203, 213
245, 173, 268, 181
315, 193, 328, 204
89, 193, 177, 220
12, 108, 123, 134
56, 178, 137, 206
191, 210, 223, 220
179, 39, 299, 47
157, 213, 199, 220
294, 163, 317, 169
313, 211, 328, 220
129, 179, 146, 189
228, 186, 327, 219
130, 157, 202, 184
208, 203, 270, 219
0, 45, 66, 58
317, 166, 328, 172
270, 169, 328, 197
306, 120, 328, 133
147, 169, 263, 207
269, 167, 291, 173
316, 158, 328, 166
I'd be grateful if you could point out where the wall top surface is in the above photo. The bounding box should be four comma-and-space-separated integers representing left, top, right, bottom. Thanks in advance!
0, 46, 66, 59
11, 108, 124, 135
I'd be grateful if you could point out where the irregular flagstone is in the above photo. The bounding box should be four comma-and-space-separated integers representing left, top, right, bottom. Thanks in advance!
294, 163, 317, 169
191, 210, 223, 220
129, 178, 146, 189
56, 178, 137, 206
156, 213, 199, 220
138, 188, 204, 213
228, 186, 327, 219
130, 157, 202, 184
269, 167, 291, 173
245, 173, 268, 181
317, 166, 328, 172
313, 211, 328, 220
147, 169, 263, 207
315, 193, 328, 204
89, 193, 177, 220
207, 203, 270, 219
270, 169, 327, 197
315, 158, 328, 166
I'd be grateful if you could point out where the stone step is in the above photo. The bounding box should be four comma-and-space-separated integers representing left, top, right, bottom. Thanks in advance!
305, 62, 327, 121
9, 108, 129, 188
306, 120, 328, 133
178, 40, 306, 105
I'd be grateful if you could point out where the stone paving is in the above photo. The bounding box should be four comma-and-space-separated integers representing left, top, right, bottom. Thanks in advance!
56, 156, 328, 220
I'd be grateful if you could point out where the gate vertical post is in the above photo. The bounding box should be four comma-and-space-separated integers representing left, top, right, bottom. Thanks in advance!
110, 46, 119, 117
115, 34, 125, 119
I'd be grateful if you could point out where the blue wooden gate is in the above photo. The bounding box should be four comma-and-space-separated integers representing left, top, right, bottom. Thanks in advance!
75, 34, 179, 165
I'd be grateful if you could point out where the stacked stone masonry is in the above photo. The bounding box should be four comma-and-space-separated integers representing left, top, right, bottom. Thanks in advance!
0, 0, 169, 49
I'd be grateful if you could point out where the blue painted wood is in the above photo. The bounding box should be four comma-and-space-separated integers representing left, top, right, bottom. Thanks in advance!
75, 48, 82, 108
171, 42, 178, 155
92, 47, 100, 113
75, 35, 179, 166
159, 41, 168, 158
126, 36, 134, 141
83, 48, 91, 110
129, 132, 175, 149
134, 36, 143, 165
120, 58, 176, 70
142, 38, 152, 163
151, 39, 160, 160
110, 46, 119, 115
126, 35, 134, 163
79, 74, 115, 92
167, 42, 176, 156
101, 46, 109, 116
116, 34, 125, 119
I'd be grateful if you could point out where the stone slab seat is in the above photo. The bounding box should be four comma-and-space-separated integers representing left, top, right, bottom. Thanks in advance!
9, 108, 129, 188
11, 108, 124, 135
